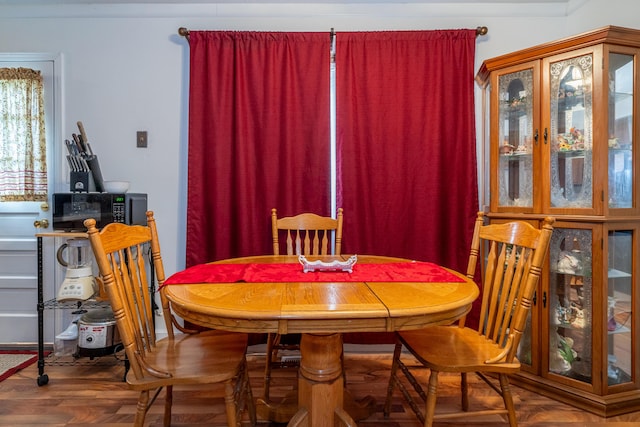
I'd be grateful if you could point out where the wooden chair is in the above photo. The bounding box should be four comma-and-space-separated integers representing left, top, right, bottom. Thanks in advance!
84, 212, 256, 427
271, 207, 343, 256
383, 212, 554, 427
264, 207, 344, 400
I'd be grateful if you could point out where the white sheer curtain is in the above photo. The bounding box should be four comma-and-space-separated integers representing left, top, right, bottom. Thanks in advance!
0, 67, 47, 201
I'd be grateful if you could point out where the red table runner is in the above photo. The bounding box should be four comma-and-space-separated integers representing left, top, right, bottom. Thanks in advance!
164, 261, 465, 285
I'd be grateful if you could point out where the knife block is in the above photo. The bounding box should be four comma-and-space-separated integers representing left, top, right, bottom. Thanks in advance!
70, 171, 96, 192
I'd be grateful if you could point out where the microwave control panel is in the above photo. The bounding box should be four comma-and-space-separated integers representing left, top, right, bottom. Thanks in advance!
112, 200, 126, 223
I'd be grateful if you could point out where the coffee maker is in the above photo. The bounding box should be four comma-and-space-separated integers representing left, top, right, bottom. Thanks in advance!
56, 238, 97, 302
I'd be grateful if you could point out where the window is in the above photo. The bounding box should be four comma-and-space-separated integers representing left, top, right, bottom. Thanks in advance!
0, 67, 47, 201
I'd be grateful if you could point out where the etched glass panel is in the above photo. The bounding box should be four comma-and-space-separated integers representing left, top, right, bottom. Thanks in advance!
550, 55, 593, 208
608, 53, 634, 208
548, 228, 592, 383
497, 69, 534, 207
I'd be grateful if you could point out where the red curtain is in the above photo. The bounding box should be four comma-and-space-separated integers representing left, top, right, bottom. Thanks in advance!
336, 31, 479, 340
186, 31, 331, 267
336, 30, 479, 273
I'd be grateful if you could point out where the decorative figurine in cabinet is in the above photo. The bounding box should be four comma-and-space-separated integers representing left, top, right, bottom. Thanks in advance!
477, 26, 640, 416
548, 226, 593, 382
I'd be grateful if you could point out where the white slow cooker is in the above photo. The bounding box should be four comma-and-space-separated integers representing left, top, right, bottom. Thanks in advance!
77, 308, 122, 358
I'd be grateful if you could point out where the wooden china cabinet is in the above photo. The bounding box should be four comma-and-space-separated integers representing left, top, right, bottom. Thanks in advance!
476, 26, 640, 416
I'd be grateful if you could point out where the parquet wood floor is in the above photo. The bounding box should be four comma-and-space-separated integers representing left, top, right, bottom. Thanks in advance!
1, 345, 639, 426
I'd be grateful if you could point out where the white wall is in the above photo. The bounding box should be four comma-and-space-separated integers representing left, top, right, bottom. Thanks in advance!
0, 0, 638, 281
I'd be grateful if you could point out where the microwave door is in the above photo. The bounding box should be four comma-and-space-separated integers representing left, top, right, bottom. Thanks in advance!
127, 194, 148, 225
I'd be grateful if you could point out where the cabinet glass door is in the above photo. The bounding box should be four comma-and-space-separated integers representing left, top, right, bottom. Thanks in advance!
607, 230, 633, 386
608, 53, 634, 209
548, 227, 593, 384
497, 68, 534, 208
549, 54, 593, 209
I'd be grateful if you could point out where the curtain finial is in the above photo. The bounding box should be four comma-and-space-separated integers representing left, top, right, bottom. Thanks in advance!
179, 27, 190, 42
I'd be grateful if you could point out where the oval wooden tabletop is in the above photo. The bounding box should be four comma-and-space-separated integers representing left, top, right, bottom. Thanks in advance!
164, 255, 479, 335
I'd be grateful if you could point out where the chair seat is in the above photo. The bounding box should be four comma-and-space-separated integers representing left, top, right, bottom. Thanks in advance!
397, 326, 521, 374
127, 330, 249, 389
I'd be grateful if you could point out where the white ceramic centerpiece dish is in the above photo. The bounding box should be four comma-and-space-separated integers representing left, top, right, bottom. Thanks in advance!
299, 254, 357, 273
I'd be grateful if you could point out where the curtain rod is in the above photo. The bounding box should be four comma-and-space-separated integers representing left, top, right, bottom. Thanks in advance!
178, 26, 488, 41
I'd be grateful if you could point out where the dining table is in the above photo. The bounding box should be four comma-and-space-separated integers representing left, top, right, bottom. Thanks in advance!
163, 254, 479, 427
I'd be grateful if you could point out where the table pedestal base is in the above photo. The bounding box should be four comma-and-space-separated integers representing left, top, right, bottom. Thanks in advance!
255, 332, 376, 427
256, 390, 375, 425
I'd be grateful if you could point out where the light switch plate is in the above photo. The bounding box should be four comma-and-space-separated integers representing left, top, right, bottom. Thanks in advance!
137, 131, 148, 148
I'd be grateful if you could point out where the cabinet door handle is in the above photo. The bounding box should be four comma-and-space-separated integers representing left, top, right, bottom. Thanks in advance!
543, 291, 547, 308
544, 128, 548, 144
534, 129, 539, 145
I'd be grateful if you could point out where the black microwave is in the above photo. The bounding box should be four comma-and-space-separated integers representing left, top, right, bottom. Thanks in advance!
52, 193, 148, 231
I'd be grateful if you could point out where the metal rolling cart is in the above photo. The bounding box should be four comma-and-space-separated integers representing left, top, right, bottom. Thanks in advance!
35, 231, 123, 386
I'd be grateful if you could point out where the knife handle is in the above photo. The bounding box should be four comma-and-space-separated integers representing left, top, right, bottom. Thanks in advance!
65, 139, 74, 155
77, 121, 88, 143
72, 133, 86, 153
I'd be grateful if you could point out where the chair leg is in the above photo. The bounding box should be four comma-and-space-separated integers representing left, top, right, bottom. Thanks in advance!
243, 360, 257, 426
340, 336, 347, 386
134, 390, 150, 427
163, 385, 173, 427
383, 341, 403, 418
424, 370, 439, 427
461, 372, 469, 411
499, 373, 518, 427
264, 333, 273, 400
264, 333, 279, 400
224, 381, 239, 427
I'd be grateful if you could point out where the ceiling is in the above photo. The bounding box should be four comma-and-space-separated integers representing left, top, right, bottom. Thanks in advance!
0, 0, 571, 4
